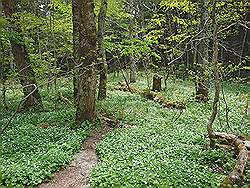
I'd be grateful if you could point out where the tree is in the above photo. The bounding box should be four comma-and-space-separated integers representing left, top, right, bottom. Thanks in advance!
2, 0, 43, 110
195, 0, 209, 102
72, 0, 80, 104
207, 0, 219, 148
97, 0, 108, 100
74, 0, 97, 125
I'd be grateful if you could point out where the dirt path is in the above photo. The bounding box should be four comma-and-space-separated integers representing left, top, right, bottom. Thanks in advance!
39, 125, 112, 188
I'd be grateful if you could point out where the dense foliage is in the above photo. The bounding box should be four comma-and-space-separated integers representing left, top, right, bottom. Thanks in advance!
0, 0, 248, 82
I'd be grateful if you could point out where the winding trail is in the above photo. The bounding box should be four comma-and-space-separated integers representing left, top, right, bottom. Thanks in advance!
39, 125, 112, 188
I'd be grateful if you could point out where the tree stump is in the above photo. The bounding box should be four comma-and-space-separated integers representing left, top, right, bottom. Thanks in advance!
152, 74, 162, 92
195, 82, 209, 102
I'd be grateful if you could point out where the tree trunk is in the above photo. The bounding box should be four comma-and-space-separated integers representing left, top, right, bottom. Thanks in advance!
0, 64, 8, 110
72, 0, 80, 105
195, 0, 209, 102
75, 0, 97, 125
128, 10, 136, 84
0, 52, 8, 109
2, 0, 43, 110
97, 0, 108, 100
130, 58, 137, 83
207, 0, 220, 148
0, 29, 8, 109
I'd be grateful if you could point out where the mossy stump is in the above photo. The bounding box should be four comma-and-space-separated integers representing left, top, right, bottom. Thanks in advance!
152, 74, 162, 92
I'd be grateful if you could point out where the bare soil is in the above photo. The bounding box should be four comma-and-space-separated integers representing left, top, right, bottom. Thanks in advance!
38, 125, 112, 188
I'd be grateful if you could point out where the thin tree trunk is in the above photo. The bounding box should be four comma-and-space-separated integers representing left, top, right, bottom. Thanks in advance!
1, 80, 7, 109
128, 10, 136, 83
130, 58, 137, 83
0, 31, 8, 109
0, 44, 8, 109
75, 0, 97, 125
72, 0, 80, 104
238, 28, 247, 77
207, 0, 220, 148
195, 0, 209, 102
97, 0, 108, 100
2, 0, 43, 110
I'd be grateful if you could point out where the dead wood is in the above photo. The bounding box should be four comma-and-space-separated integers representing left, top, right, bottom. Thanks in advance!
59, 92, 72, 105
152, 74, 162, 92
100, 116, 119, 127
213, 132, 249, 188
116, 83, 185, 110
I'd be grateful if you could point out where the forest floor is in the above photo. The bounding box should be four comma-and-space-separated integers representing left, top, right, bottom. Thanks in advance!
0, 73, 249, 187
38, 124, 112, 188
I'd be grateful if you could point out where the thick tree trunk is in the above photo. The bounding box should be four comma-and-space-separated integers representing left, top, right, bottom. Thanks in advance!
2, 0, 43, 110
75, 0, 97, 125
97, 0, 108, 100
195, 0, 209, 102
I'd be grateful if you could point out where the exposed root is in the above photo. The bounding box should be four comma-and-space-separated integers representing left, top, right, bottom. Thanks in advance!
100, 116, 119, 127
215, 143, 234, 151
212, 132, 249, 188
59, 92, 72, 105
116, 83, 186, 110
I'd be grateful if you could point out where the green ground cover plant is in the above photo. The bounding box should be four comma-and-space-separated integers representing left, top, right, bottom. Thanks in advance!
91, 74, 249, 187
0, 75, 249, 187
0, 81, 91, 187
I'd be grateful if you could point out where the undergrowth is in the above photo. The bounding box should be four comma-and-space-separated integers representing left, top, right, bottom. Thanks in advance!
0, 74, 249, 187
91, 74, 249, 187
0, 79, 91, 187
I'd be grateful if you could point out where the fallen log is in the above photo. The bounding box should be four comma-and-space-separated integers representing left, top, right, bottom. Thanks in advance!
116, 83, 186, 110
213, 132, 249, 188
100, 116, 119, 127
116, 83, 140, 94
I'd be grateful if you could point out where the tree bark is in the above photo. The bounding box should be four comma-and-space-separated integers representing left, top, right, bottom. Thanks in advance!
214, 132, 249, 187
0, 60, 7, 110
75, 0, 97, 125
152, 74, 162, 92
195, 0, 209, 102
207, 0, 219, 148
97, 0, 108, 100
128, 8, 137, 84
130, 58, 137, 83
72, 0, 80, 105
2, 0, 43, 110
0, 29, 8, 109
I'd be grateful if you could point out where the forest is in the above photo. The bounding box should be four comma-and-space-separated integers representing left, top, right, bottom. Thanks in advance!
0, 0, 249, 187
